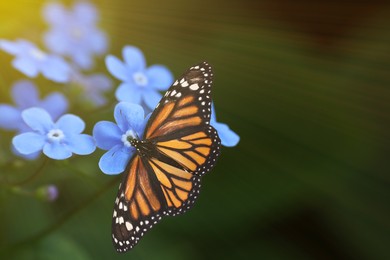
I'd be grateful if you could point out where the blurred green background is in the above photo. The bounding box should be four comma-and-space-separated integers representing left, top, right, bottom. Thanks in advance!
1, 0, 390, 259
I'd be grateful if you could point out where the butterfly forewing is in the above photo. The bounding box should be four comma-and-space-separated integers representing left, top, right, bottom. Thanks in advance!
144, 62, 214, 139
112, 62, 221, 253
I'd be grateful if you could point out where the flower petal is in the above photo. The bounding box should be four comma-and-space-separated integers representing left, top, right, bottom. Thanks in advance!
93, 121, 122, 150
146, 65, 173, 90
12, 80, 40, 109
99, 144, 134, 175
115, 82, 141, 104
56, 114, 85, 135
142, 89, 162, 111
40, 92, 68, 120
139, 112, 152, 136
86, 74, 112, 91
211, 103, 217, 122
42, 2, 68, 25
114, 102, 145, 134
41, 56, 70, 83
12, 57, 39, 78
87, 93, 106, 107
105, 55, 129, 81
12, 144, 41, 160
43, 142, 72, 160
66, 134, 96, 155
72, 50, 93, 70
73, 2, 97, 24
44, 31, 68, 54
123, 46, 145, 71
89, 30, 107, 55
0, 105, 21, 130
22, 107, 54, 133
12, 132, 46, 154
211, 121, 240, 147
0, 39, 20, 55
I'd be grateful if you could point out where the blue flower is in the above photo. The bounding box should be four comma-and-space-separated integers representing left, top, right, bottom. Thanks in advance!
43, 2, 108, 70
211, 105, 240, 147
13, 108, 96, 160
0, 80, 68, 133
105, 46, 173, 111
0, 39, 71, 82
71, 71, 112, 106
93, 102, 150, 174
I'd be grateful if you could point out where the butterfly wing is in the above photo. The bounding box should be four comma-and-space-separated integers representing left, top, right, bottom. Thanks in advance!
146, 124, 220, 217
143, 61, 221, 215
144, 61, 214, 138
112, 62, 221, 252
112, 155, 166, 252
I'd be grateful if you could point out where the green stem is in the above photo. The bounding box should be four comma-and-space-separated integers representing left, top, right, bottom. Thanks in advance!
1, 175, 121, 254
60, 160, 101, 186
9, 157, 50, 186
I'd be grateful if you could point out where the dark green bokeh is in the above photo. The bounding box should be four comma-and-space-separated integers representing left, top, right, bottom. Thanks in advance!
1, 0, 390, 259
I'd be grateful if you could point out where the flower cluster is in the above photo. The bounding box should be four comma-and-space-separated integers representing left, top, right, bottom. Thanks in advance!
106, 46, 173, 112
13, 108, 95, 160
0, 39, 71, 83
0, 1, 112, 107
0, 1, 112, 160
43, 1, 107, 70
0, 0, 239, 179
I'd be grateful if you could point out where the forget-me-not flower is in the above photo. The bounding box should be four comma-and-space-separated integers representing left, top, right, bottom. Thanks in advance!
0, 39, 71, 82
13, 108, 96, 160
105, 46, 173, 111
93, 102, 150, 174
71, 71, 112, 106
0, 80, 68, 133
211, 105, 240, 147
43, 1, 108, 70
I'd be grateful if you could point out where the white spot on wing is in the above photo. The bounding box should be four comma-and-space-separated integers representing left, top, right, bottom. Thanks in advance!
190, 84, 199, 90
126, 221, 133, 231
181, 81, 189, 87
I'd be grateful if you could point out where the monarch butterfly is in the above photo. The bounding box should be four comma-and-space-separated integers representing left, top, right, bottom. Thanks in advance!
111, 62, 221, 252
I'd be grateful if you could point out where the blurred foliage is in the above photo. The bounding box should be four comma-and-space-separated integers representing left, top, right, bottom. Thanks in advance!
0, 0, 390, 259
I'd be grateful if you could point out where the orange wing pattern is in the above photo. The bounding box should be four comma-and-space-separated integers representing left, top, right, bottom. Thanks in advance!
151, 126, 219, 216
112, 62, 221, 253
112, 156, 165, 252
145, 96, 202, 139
144, 62, 214, 140
156, 129, 212, 174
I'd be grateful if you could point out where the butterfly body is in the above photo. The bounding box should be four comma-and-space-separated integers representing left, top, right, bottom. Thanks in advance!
111, 62, 221, 252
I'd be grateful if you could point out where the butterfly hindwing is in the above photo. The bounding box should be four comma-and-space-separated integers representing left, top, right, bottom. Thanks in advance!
112, 156, 165, 252
155, 125, 220, 216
